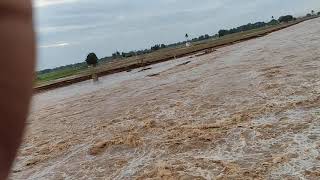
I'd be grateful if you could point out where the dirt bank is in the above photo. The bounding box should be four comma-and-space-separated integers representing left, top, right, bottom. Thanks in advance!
12, 17, 320, 179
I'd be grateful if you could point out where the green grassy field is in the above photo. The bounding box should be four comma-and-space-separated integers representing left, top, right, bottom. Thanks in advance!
36, 66, 86, 85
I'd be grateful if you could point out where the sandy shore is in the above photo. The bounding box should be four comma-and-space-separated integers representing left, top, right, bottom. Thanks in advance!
11, 17, 320, 179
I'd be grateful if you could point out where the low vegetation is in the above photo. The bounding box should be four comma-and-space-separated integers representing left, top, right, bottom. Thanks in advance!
218, 21, 272, 37
278, 15, 295, 23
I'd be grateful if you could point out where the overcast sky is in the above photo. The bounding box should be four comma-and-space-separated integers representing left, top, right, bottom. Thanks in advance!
34, 0, 320, 70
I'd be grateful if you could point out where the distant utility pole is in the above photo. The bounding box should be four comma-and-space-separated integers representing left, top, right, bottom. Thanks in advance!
185, 33, 191, 47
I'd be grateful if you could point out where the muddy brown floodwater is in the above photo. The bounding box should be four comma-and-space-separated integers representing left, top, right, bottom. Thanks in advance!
11, 18, 320, 179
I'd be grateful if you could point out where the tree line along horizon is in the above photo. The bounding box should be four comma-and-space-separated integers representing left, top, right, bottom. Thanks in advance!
39, 10, 320, 74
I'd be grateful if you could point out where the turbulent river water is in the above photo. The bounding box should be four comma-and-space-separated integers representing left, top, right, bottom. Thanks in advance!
12, 18, 320, 179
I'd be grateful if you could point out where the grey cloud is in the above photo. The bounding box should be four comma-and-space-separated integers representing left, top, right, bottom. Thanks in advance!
35, 0, 320, 69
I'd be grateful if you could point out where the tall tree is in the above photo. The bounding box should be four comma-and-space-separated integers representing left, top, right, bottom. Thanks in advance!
85, 53, 98, 67
85, 53, 99, 81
